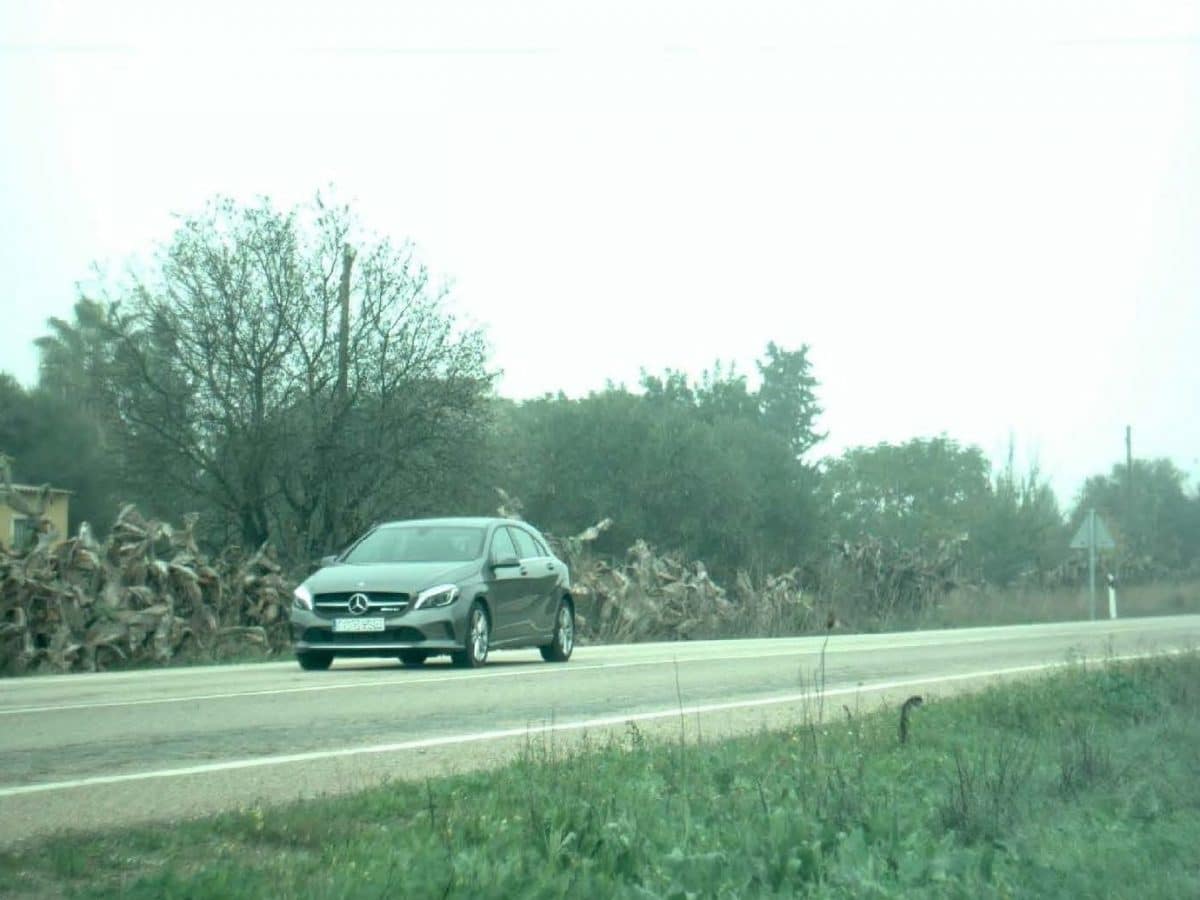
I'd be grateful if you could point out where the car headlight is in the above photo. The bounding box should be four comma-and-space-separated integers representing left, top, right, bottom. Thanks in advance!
293, 584, 314, 611
413, 584, 460, 610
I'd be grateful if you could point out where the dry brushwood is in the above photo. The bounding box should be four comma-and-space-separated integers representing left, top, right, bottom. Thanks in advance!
0, 505, 291, 674
564, 532, 739, 643
491, 488, 818, 644
495, 488, 524, 521
568, 543, 823, 643
828, 536, 966, 619
733, 568, 817, 636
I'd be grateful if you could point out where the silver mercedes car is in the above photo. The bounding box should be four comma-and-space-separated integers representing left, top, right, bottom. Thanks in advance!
289, 517, 574, 670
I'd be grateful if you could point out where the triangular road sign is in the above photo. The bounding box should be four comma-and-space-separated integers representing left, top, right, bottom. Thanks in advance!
1070, 513, 1116, 550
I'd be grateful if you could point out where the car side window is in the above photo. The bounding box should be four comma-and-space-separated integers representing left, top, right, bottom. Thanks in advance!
509, 527, 541, 561
490, 527, 519, 562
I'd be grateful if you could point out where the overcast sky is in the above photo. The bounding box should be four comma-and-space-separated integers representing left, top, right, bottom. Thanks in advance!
1, 1, 1198, 505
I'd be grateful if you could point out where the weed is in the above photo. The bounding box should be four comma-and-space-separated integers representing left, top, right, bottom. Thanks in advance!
940, 738, 1036, 843
1058, 722, 1113, 797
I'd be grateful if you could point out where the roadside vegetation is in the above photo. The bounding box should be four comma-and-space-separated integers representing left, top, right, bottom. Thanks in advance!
897, 580, 1200, 632
2, 193, 1198, 673
4, 651, 1199, 898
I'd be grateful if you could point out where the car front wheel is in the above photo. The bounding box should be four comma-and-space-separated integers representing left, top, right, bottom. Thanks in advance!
452, 603, 489, 668
540, 600, 574, 662
297, 650, 334, 671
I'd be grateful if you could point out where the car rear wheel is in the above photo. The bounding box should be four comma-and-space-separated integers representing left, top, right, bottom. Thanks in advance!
297, 651, 333, 671
398, 649, 428, 667
539, 599, 574, 662
451, 603, 489, 668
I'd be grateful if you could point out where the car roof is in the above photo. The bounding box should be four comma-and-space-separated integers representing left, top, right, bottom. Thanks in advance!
374, 517, 531, 530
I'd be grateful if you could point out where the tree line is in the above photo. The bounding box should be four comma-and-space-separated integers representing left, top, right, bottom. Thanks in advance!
3, 195, 1198, 588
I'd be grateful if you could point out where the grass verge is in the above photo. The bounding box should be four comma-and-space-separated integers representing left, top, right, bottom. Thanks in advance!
894, 579, 1200, 632
4, 652, 1200, 898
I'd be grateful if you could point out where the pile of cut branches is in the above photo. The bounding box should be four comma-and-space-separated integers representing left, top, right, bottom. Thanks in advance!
821, 534, 966, 622
732, 567, 818, 635
521, 500, 819, 642
548, 517, 740, 642
571, 539, 735, 642
0, 505, 291, 674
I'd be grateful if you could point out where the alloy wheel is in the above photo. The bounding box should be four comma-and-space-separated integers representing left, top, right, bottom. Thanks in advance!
471, 608, 489, 662
558, 605, 574, 656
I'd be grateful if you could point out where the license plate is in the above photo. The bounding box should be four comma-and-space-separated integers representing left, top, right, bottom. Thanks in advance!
333, 617, 386, 633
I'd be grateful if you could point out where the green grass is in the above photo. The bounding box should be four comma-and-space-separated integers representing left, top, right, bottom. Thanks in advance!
5, 653, 1200, 898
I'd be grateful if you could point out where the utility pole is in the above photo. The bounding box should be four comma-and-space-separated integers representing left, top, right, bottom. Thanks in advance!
1087, 508, 1097, 620
1125, 425, 1133, 513
1124, 425, 1132, 588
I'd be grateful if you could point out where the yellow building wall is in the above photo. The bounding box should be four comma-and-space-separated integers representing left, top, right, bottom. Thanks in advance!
0, 492, 71, 549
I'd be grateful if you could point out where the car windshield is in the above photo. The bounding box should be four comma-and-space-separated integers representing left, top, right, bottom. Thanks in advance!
343, 525, 486, 564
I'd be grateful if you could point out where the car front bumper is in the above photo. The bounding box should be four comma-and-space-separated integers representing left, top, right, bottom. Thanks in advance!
289, 602, 469, 655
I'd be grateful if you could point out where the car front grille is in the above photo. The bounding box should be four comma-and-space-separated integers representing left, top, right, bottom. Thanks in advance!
302, 626, 426, 645
313, 591, 410, 615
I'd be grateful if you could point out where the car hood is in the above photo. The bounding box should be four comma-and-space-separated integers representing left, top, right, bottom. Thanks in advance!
304, 561, 480, 596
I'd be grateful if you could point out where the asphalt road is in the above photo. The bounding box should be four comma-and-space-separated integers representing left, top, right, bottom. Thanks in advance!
2, 615, 1198, 845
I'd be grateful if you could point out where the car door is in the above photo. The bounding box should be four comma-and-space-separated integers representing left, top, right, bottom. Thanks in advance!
486, 526, 525, 643
508, 526, 559, 639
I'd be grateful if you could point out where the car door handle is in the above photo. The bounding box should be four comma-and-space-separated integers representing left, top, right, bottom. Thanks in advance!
547, 562, 556, 571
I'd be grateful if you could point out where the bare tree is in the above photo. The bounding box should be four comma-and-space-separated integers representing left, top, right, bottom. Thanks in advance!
92, 195, 493, 560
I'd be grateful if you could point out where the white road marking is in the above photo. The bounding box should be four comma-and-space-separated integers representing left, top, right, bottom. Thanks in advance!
0, 651, 1171, 798
0, 651, 822, 715
2, 616, 1182, 691
0, 630, 1084, 717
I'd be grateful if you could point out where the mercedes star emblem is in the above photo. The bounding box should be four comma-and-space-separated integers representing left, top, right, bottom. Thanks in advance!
347, 593, 370, 615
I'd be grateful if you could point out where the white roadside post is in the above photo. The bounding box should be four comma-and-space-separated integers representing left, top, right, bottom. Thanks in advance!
1107, 572, 1118, 619
1069, 509, 1117, 622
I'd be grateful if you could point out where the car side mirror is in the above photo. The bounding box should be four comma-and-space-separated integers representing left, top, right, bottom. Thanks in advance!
319, 554, 341, 568
491, 556, 521, 570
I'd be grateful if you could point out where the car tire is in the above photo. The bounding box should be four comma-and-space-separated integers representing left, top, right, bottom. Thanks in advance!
539, 599, 574, 663
297, 651, 334, 671
451, 603, 489, 668
398, 650, 428, 667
